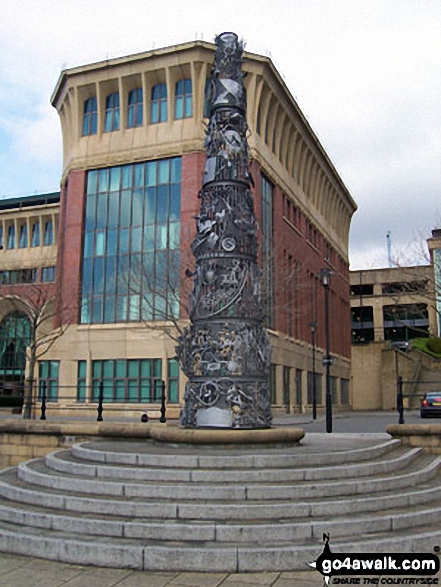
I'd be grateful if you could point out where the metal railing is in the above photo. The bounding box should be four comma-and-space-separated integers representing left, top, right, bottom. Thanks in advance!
19, 380, 169, 423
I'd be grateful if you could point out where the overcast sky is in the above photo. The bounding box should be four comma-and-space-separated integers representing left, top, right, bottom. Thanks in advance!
1, 0, 440, 270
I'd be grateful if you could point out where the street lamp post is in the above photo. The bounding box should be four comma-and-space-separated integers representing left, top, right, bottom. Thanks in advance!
309, 321, 318, 419
320, 268, 333, 433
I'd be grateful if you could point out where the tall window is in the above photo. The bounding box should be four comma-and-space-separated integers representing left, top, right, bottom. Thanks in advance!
307, 372, 322, 405
82, 97, 98, 136
19, 224, 28, 248
175, 79, 192, 119
127, 88, 143, 128
151, 83, 167, 123
341, 378, 350, 405
295, 368, 302, 408
43, 220, 53, 246
104, 92, 120, 132
31, 222, 40, 247
77, 360, 87, 403
7, 225, 15, 249
81, 158, 182, 324
261, 175, 274, 327
283, 366, 291, 409
0, 226, 3, 248
167, 358, 179, 402
38, 361, 59, 401
91, 359, 162, 403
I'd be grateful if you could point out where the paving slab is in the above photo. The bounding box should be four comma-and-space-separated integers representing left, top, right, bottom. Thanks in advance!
167, 572, 228, 586
61, 567, 133, 586
102, 571, 178, 587
220, 572, 279, 584
0, 553, 441, 587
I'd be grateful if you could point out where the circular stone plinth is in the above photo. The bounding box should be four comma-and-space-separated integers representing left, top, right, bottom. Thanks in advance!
148, 426, 305, 445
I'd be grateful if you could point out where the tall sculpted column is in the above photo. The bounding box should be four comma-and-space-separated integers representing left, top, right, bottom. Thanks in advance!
177, 32, 272, 429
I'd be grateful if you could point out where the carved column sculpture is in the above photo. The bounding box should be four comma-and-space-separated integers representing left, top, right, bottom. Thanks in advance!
177, 32, 272, 428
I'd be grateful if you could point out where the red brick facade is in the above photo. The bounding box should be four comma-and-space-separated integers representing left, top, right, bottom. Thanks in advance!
179, 152, 205, 319
250, 160, 351, 359
55, 170, 86, 326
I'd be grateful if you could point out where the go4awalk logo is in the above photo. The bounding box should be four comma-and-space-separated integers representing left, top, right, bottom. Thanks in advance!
308, 535, 440, 586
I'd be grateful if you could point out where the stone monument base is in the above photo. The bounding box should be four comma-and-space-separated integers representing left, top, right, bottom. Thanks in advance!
149, 424, 304, 445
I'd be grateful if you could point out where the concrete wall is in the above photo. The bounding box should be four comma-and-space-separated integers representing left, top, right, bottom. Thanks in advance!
0, 420, 154, 468
352, 342, 425, 411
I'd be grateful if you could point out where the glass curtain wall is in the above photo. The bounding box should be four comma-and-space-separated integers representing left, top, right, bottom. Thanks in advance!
81, 157, 181, 324
261, 175, 274, 327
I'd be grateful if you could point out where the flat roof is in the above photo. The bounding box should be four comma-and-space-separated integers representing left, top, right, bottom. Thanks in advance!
0, 192, 60, 212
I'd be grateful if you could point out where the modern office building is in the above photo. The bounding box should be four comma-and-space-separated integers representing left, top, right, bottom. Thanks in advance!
350, 262, 439, 410
0, 39, 356, 418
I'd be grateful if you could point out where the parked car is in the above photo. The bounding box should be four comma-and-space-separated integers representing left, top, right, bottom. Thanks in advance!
420, 392, 441, 418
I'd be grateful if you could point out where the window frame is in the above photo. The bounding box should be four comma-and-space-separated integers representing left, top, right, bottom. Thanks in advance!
175, 78, 192, 120
82, 97, 98, 136
127, 88, 143, 128
38, 360, 59, 402
18, 224, 28, 248
151, 83, 167, 124
43, 220, 54, 246
104, 92, 120, 133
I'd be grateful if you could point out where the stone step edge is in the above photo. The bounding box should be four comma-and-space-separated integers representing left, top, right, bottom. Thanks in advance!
2, 470, 441, 520
71, 438, 401, 468
0, 524, 440, 572
45, 446, 421, 483
17, 456, 441, 501
1, 500, 441, 543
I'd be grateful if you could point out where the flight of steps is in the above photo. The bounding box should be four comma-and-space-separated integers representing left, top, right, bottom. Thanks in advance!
0, 434, 440, 572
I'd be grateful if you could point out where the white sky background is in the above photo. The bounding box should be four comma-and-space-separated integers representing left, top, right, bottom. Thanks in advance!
0, 0, 440, 270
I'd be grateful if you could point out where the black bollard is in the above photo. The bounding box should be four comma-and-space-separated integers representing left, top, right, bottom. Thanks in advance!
160, 380, 166, 423
40, 381, 47, 420
97, 381, 104, 422
397, 375, 404, 424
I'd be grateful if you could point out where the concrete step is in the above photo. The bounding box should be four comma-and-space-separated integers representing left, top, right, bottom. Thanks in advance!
1, 435, 441, 571
71, 438, 401, 468
45, 445, 421, 483
0, 492, 441, 544
0, 519, 441, 572
17, 453, 441, 501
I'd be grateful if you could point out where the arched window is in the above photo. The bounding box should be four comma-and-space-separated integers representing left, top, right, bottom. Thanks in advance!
0, 312, 31, 373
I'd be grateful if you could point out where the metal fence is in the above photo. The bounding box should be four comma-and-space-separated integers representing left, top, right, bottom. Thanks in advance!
4, 380, 169, 423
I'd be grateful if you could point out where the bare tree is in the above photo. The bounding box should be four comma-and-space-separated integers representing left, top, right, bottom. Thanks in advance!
1, 284, 72, 419
126, 258, 189, 343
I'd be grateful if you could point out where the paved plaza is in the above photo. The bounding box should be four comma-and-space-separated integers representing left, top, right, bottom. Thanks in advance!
0, 553, 440, 587
0, 553, 315, 587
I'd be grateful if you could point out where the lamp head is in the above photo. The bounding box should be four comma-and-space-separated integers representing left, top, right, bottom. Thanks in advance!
320, 268, 332, 286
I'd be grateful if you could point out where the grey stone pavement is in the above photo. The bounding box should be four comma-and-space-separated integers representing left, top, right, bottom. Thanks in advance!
0, 553, 440, 587
0, 409, 439, 585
